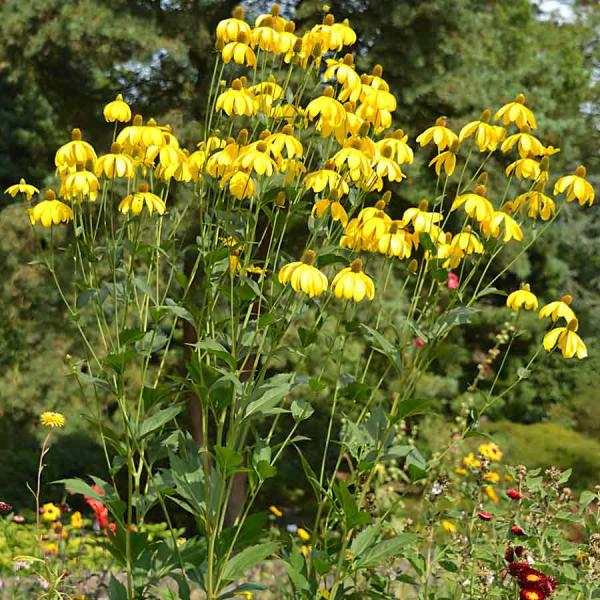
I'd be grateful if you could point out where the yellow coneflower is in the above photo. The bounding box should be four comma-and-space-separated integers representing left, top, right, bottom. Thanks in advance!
494, 94, 537, 129
538, 295, 576, 323
543, 318, 587, 359
331, 259, 375, 302
118, 183, 166, 216
278, 250, 328, 298
5, 178, 40, 201
28, 191, 73, 228
416, 117, 458, 151
554, 165, 595, 206
506, 284, 538, 311
103, 94, 131, 123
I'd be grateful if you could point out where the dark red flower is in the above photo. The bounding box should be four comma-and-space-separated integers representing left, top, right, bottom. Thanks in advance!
511, 524, 525, 536
0, 501, 12, 515
515, 546, 525, 557
507, 488, 524, 500
505, 547, 515, 562
520, 589, 545, 600
478, 511, 493, 521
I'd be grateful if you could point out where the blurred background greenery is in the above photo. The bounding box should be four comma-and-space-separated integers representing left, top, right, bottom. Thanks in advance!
1, 0, 599, 512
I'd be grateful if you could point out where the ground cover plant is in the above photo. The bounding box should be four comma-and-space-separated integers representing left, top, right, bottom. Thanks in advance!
1, 3, 599, 599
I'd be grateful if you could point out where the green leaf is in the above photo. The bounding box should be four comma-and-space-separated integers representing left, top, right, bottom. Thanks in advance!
354, 534, 416, 569
108, 575, 128, 600
360, 324, 402, 373
394, 398, 432, 420
215, 445, 243, 474
405, 448, 427, 481
476, 286, 507, 299
138, 405, 183, 439
298, 327, 318, 348
162, 299, 196, 326
104, 350, 137, 375
195, 339, 236, 370
220, 542, 279, 583
54, 478, 104, 502
291, 399, 314, 422
418, 232, 437, 254
349, 523, 381, 558
335, 481, 371, 529
244, 374, 295, 418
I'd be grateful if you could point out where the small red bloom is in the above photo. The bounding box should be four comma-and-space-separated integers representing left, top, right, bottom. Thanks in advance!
507, 488, 524, 500
515, 546, 525, 557
414, 337, 426, 348
447, 272, 459, 289
0, 501, 12, 515
511, 524, 525, 536
478, 511, 493, 521
508, 562, 532, 576
84, 484, 113, 532
520, 589, 545, 600
505, 547, 515, 562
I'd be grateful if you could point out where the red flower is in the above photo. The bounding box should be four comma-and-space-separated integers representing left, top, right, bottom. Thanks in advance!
478, 511, 493, 521
84, 484, 112, 531
507, 488, 524, 500
508, 562, 532, 576
447, 272, 459, 289
505, 547, 515, 562
0, 501, 12, 515
511, 524, 525, 536
414, 337, 426, 348
520, 590, 545, 600
515, 546, 525, 557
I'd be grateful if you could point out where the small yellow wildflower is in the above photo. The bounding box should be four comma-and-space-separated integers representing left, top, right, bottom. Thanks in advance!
269, 505, 283, 518
42, 503, 61, 522
543, 318, 587, 359
5, 178, 40, 201
485, 485, 500, 504
40, 412, 66, 428
539, 295, 576, 323
103, 94, 131, 123
463, 453, 481, 470
44, 542, 59, 555
554, 165, 595, 206
478, 443, 503, 462
331, 259, 375, 302
441, 520, 457, 533
278, 250, 328, 298
506, 284, 538, 311
484, 471, 500, 483
297, 527, 311, 542
70, 511, 83, 529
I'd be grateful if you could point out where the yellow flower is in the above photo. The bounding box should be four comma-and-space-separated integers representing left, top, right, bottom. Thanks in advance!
459, 110, 505, 152
216, 7, 251, 44
223, 171, 256, 200
326, 55, 362, 103
377, 221, 415, 259
543, 318, 587, 359
506, 284, 538, 311
222, 38, 257, 67
60, 164, 100, 202
505, 157, 540, 181
44, 542, 59, 554
485, 485, 500, 504
103, 94, 131, 123
331, 259, 375, 302
441, 520, 457, 533
116, 114, 165, 152
40, 411, 66, 428
266, 126, 303, 159
478, 443, 503, 462
42, 503, 61, 522
305, 168, 349, 195
70, 511, 83, 529
479, 211, 523, 243
312, 198, 348, 227
403, 203, 443, 233
494, 94, 537, 129
96, 143, 135, 179
305, 87, 346, 128
215, 79, 256, 117
300, 544, 311, 557
29, 192, 73, 228
5, 178, 40, 201
463, 452, 481, 469
55, 128, 97, 172
501, 126, 545, 158
429, 148, 457, 177
554, 165, 595, 206
454, 467, 468, 476
450, 229, 483, 255
331, 142, 373, 182
236, 142, 277, 176
375, 130, 414, 165
251, 21, 281, 52
504, 188, 555, 221
269, 505, 283, 518
297, 528, 311, 542
484, 471, 500, 483
451, 186, 494, 223
118, 183, 166, 216
539, 295, 576, 323
416, 117, 458, 151
278, 250, 328, 298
